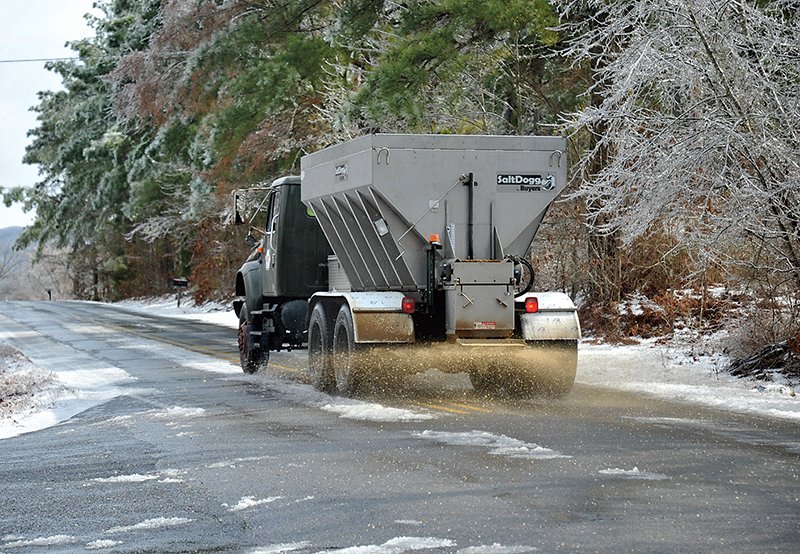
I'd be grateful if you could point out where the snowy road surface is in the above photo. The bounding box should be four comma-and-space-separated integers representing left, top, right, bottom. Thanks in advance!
0, 301, 798, 553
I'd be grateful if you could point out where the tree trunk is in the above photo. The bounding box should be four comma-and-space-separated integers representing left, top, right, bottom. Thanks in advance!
583, 8, 622, 304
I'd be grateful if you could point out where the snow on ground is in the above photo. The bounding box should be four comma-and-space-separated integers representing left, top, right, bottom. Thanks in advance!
0, 343, 61, 421
577, 338, 799, 420
394, 521, 423, 527
91, 473, 161, 484
114, 296, 237, 329
598, 467, 670, 481
320, 537, 457, 554
322, 401, 435, 422
2, 534, 80, 548
246, 541, 538, 554
103, 517, 193, 535
152, 298, 799, 421
1, 298, 799, 442
0, 325, 138, 440
150, 406, 207, 419
208, 455, 277, 469
241, 364, 438, 424
225, 496, 283, 512
456, 546, 536, 554
412, 430, 568, 460
0, 531, 538, 554
245, 540, 539, 554
249, 543, 312, 554
85, 539, 123, 550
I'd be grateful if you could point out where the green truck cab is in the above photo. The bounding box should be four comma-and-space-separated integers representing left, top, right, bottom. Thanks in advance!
233, 176, 331, 372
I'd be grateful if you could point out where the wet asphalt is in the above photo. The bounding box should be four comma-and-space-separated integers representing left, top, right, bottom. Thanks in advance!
0, 301, 798, 553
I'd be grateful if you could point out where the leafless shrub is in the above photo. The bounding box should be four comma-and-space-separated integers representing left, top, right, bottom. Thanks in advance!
724, 295, 800, 361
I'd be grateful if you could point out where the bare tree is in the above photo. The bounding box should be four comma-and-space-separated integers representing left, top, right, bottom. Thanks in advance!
555, 0, 800, 289
0, 244, 24, 283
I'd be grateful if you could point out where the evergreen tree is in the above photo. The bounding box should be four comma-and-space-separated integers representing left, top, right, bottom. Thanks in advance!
323, 0, 579, 135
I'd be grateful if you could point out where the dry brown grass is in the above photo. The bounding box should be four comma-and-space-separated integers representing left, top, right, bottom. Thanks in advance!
578, 289, 739, 344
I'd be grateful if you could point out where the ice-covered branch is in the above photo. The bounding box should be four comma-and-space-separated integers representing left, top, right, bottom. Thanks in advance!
554, 0, 800, 284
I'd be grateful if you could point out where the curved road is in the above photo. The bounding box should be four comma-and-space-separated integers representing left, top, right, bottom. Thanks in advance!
0, 301, 797, 553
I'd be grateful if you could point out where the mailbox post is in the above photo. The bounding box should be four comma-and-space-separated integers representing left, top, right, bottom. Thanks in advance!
172, 278, 189, 307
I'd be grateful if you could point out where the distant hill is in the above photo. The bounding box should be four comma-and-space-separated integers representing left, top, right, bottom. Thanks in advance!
0, 226, 56, 301
0, 227, 23, 247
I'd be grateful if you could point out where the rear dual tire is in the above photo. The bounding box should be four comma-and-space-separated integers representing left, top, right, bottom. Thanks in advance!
308, 303, 335, 393
332, 305, 365, 396
308, 303, 367, 396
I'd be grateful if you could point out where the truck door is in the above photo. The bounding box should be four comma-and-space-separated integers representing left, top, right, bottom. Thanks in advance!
260, 189, 280, 297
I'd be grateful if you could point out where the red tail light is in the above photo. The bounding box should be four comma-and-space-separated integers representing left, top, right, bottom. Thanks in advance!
402, 296, 416, 314
525, 297, 539, 313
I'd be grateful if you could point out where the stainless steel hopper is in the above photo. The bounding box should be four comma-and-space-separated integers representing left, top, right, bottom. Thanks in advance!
300, 134, 567, 292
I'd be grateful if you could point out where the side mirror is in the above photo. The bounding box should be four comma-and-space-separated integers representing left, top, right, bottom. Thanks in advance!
245, 232, 259, 248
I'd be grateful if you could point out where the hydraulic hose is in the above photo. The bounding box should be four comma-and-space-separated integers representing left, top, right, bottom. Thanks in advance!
509, 255, 534, 297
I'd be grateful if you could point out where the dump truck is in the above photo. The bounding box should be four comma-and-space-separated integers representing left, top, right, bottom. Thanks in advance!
233, 134, 581, 396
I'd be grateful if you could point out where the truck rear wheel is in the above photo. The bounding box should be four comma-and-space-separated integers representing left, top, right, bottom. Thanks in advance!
308, 303, 335, 393
332, 305, 364, 395
535, 340, 578, 398
468, 371, 499, 395
238, 307, 267, 374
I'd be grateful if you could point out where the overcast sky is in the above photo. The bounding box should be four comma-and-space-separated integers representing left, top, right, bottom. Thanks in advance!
0, 0, 96, 228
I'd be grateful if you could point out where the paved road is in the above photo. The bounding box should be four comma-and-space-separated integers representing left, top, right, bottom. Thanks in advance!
0, 301, 797, 553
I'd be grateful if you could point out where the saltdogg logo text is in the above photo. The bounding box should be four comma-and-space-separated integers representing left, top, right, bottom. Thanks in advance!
496, 174, 555, 192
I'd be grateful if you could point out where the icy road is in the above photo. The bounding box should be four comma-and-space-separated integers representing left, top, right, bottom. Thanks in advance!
0, 301, 798, 553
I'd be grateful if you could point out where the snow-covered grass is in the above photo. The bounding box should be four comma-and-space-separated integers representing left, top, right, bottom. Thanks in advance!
1, 297, 798, 442
114, 296, 237, 329
577, 337, 799, 420
0, 344, 61, 421
0, 339, 138, 439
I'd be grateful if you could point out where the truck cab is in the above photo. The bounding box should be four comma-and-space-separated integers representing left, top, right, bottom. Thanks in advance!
234, 176, 331, 372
